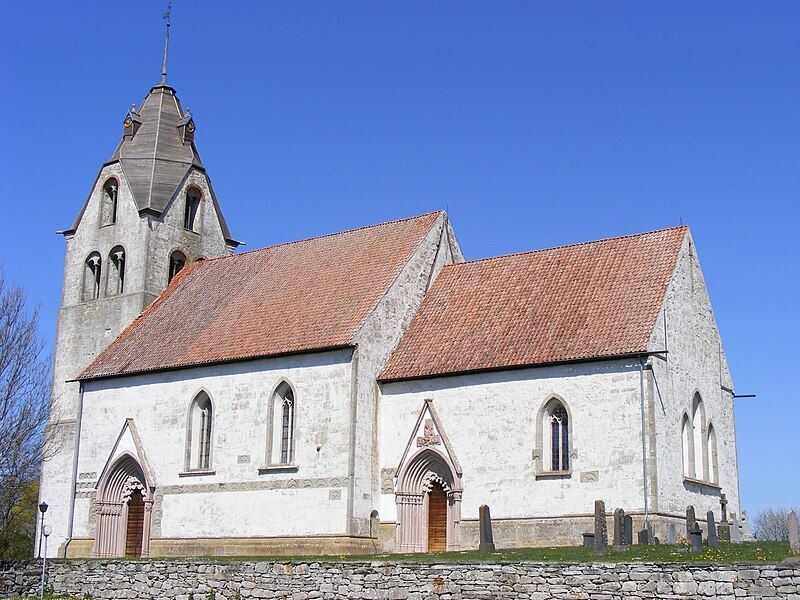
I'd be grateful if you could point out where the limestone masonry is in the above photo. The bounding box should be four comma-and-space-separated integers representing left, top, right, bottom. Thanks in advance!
3, 560, 799, 599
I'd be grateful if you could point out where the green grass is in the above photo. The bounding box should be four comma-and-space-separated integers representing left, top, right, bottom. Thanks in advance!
144, 541, 790, 564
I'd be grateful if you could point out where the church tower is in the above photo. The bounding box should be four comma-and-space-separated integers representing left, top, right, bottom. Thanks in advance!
39, 20, 240, 555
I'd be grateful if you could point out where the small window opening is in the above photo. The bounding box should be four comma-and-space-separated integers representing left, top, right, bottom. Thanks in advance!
101, 179, 118, 226
107, 246, 125, 295
184, 188, 201, 231
549, 403, 569, 471
187, 392, 213, 471
168, 250, 186, 283
83, 252, 102, 301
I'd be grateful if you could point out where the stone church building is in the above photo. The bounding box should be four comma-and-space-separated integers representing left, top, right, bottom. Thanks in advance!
39, 71, 740, 558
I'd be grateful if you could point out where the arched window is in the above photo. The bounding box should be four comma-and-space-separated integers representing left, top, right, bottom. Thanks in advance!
82, 252, 102, 301
268, 383, 295, 466
707, 423, 719, 484
168, 250, 186, 283
107, 246, 126, 295
100, 178, 118, 226
184, 187, 201, 231
186, 392, 213, 471
536, 397, 571, 473
691, 394, 708, 481
681, 413, 694, 478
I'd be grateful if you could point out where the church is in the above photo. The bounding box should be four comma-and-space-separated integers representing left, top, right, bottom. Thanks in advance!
38, 49, 740, 559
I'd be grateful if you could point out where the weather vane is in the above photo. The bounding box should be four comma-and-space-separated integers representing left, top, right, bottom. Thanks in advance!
160, 1, 172, 85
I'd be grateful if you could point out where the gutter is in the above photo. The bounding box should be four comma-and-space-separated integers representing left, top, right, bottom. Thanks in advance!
61, 382, 84, 558
639, 357, 650, 534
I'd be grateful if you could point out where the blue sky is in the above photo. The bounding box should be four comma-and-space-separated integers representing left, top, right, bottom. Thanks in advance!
1, 2, 797, 516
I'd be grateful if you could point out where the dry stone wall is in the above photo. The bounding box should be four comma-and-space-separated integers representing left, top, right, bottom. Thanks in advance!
2, 560, 799, 599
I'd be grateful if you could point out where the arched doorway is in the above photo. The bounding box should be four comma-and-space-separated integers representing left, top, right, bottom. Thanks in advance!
395, 448, 462, 553
94, 453, 153, 558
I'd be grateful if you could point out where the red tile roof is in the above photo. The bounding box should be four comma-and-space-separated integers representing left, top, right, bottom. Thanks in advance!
380, 226, 687, 381
79, 212, 442, 380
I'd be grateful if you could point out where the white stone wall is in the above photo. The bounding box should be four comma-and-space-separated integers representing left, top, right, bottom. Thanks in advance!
71, 349, 355, 545
647, 232, 739, 526
348, 214, 463, 536
378, 360, 648, 548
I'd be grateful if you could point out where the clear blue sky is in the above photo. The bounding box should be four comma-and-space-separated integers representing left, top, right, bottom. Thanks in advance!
1, 2, 797, 516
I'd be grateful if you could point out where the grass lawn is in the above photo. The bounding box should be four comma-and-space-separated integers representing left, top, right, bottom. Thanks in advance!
163, 541, 791, 564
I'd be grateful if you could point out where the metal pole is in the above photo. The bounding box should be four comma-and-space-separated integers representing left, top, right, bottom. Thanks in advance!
39, 534, 47, 600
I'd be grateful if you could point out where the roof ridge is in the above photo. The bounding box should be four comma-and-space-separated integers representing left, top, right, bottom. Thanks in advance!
451, 225, 688, 269
200, 211, 445, 263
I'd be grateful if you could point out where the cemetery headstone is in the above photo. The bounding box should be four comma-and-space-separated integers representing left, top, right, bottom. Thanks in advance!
686, 505, 697, 539
707, 511, 719, 548
613, 509, 625, 547
689, 522, 703, 553
637, 529, 650, 545
582, 533, 595, 548
789, 510, 799, 555
478, 504, 496, 552
720, 493, 728, 523
666, 523, 677, 545
594, 500, 608, 555
624, 514, 633, 546
741, 509, 754, 541
730, 512, 742, 544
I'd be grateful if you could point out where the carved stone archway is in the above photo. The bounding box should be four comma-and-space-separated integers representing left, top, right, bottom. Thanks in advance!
395, 448, 462, 552
94, 453, 154, 558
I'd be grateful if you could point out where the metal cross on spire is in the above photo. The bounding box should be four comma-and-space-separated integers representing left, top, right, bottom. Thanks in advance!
160, 1, 172, 85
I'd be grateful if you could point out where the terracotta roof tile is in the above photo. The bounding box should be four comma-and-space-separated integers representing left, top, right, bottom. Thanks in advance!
79, 212, 442, 380
380, 226, 687, 381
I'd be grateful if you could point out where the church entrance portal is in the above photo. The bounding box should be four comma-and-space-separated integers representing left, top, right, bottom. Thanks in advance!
395, 448, 462, 552
94, 453, 153, 558
427, 482, 447, 552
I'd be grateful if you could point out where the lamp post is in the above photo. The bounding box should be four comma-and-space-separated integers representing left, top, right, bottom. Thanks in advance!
40, 525, 51, 600
37, 502, 48, 558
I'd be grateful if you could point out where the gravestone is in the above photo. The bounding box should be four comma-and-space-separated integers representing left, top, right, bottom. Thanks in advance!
789, 510, 799, 555
741, 509, 754, 541
730, 512, 742, 544
594, 500, 608, 555
689, 522, 703, 553
637, 529, 651, 545
478, 505, 496, 552
707, 511, 719, 548
624, 515, 633, 546
613, 509, 625, 547
686, 505, 697, 539
720, 493, 729, 523
666, 523, 677, 545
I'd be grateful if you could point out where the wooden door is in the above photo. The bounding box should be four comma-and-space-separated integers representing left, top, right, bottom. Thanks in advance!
125, 490, 144, 558
427, 484, 447, 552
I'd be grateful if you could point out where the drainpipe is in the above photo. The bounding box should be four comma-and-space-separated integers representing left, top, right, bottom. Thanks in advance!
639, 357, 650, 533
62, 382, 84, 558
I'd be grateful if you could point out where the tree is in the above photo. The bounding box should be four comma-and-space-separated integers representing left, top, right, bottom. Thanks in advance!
752, 507, 793, 541
0, 267, 56, 558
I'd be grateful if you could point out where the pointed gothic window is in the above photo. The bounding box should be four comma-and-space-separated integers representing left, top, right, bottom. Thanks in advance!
184, 188, 201, 231
101, 178, 118, 226
549, 403, 569, 471
268, 383, 295, 466
537, 397, 571, 474
168, 250, 186, 283
82, 252, 102, 302
707, 423, 719, 484
186, 392, 213, 471
107, 246, 126, 295
681, 413, 694, 478
692, 394, 708, 480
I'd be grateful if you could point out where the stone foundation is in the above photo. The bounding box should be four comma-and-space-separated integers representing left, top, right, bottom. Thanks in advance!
2, 559, 797, 599
63, 536, 380, 558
